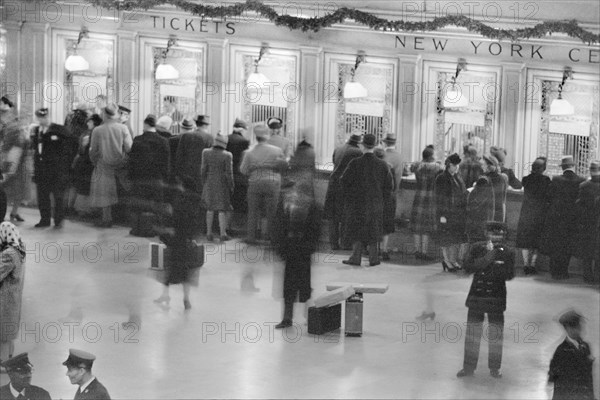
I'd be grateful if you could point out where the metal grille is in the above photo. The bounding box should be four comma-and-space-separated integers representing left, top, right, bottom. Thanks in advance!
443, 124, 488, 157
251, 104, 287, 127
564, 135, 591, 176
345, 114, 384, 141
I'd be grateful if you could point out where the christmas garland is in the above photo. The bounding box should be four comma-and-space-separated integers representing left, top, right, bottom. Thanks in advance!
77, 0, 599, 44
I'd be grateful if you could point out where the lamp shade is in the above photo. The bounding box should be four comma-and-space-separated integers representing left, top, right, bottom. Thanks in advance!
65, 54, 89, 72
247, 72, 270, 87
443, 87, 468, 108
550, 97, 574, 116
155, 63, 179, 80
343, 81, 368, 99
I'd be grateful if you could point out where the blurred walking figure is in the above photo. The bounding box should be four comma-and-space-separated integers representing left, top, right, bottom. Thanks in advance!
548, 310, 596, 400
374, 147, 397, 262
324, 133, 362, 250
0, 96, 29, 222
0, 222, 26, 365
435, 153, 467, 272
201, 133, 234, 242
409, 145, 442, 260
380, 134, 403, 260
516, 157, 550, 275
272, 157, 320, 328
226, 118, 250, 223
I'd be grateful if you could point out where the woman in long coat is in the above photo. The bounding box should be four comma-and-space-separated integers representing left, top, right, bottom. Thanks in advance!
71, 114, 102, 216
201, 133, 234, 241
410, 145, 443, 260
465, 155, 508, 243
516, 157, 550, 275
0, 222, 26, 364
435, 153, 468, 272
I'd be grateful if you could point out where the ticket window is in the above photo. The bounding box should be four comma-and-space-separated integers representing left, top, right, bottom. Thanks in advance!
539, 80, 599, 177
152, 46, 204, 134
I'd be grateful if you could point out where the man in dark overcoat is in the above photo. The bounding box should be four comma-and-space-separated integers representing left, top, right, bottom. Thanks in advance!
540, 156, 586, 280
323, 133, 362, 250
226, 118, 250, 215
0, 353, 51, 400
175, 115, 214, 234
457, 221, 515, 379
576, 160, 600, 283
340, 134, 393, 267
30, 107, 77, 228
548, 310, 596, 400
127, 114, 170, 235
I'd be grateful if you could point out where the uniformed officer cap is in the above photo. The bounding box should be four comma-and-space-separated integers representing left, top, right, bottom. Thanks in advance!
118, 105, 131, 114
484, 221, 508, 234
1, 353, 33, 372
35, 108, 49, 117
63, 349, 96, 369
559, 310, 585, 328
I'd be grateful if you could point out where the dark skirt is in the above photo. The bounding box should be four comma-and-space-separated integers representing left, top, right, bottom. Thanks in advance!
410, 189, 436, 234
72, 156, 94, 195
283, 252, 312, 303
383, 195, 397, 235
516, 199, 547, 249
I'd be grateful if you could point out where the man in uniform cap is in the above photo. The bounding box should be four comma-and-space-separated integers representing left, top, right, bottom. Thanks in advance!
30, 107, 77, 228
266, 117, 292, 161
323, 132, 363, 250
118, 105, 134, 139
0, 353, 52, 399
549, 310, 595, 399
63, 349, 111, 399
340, 134, 393, 266
540, 155, 586, 280
457, 221, 515, 379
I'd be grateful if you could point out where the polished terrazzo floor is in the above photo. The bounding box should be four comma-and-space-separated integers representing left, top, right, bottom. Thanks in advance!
0, 208, 598, 399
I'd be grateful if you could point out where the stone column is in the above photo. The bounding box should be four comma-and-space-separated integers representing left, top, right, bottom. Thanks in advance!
117, 31, 138, 134
500, 62, 526, 177
397, 55, 420, 165
205, 38, 228, 134
299, 46, 323, 164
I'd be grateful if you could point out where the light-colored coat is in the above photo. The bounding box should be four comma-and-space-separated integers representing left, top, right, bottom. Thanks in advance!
0, 247, 25, 341
201, 147, 234, 211
89, 119, 132, 207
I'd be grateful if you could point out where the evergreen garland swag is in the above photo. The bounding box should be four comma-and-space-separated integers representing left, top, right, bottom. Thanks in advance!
81, 0, 599, 44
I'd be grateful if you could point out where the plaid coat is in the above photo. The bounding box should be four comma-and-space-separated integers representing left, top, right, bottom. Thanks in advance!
410, 161, 443, 234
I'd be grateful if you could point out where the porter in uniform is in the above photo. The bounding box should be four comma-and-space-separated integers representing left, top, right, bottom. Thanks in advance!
0, 353, 51, 400
63, 349, 111, 400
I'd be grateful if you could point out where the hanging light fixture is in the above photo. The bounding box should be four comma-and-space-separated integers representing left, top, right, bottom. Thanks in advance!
550, 67, 574, 116
443, 58, 468, 108
65, 27, 89, 72
247, 43, 270, 86
344, 53, 367, 99
155, 37, 179, 80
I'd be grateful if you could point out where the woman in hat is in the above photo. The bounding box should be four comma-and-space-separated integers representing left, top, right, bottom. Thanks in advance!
70, 114, 102, 219
409, 145, 443, 260
435, 153, 468, 271
490, 146, 522, 190
0, 98, 29, 222
516, 157, 551, 275
0, 222, 26, 365
459, 145, 483, 189
201, 133, 234, 241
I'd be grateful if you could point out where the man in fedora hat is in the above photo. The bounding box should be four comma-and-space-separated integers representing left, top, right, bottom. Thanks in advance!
63, 349, 111, 399
118, 105, 134, 139
340, 133, 393, 266
30, 107, 77, 228
380, 134, 403, 260
575, 160, 600, 284
540, 155, 585, 280
266, 117, 292, 161
0, 353, 52, 399
324, 132, 363, 250
549, 310, 595, 399
226, 118, 251, 228
89, 103, 133, 227
457, 221, 515, 379
174, 115, 214, 234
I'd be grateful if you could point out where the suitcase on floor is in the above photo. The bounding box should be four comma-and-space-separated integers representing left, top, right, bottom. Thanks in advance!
344, 294, 364, 337
308, 303, 341, 335
148, 242, 170, 282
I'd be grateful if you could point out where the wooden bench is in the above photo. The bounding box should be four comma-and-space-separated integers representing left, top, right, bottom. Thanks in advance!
326, 282, 389, 337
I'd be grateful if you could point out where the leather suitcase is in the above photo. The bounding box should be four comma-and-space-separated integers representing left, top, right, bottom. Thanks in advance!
308, 303, 341, 335
345, 294, 364, 337
313, 286, 355, 308
148, 242, 170, 282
